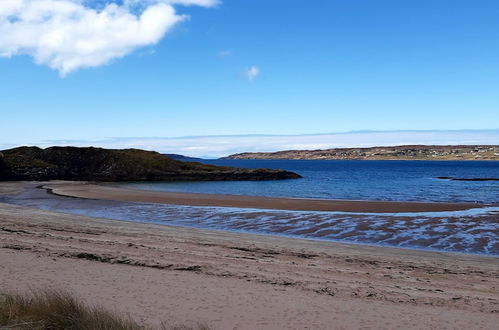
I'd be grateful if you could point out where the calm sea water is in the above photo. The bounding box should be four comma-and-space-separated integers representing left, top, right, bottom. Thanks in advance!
120, 160, 499, 204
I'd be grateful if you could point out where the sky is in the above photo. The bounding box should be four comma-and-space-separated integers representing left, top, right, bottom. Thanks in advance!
1, 0, 498, 156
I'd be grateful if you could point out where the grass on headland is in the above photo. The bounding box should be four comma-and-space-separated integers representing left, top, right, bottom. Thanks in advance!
0, 289, 212, 330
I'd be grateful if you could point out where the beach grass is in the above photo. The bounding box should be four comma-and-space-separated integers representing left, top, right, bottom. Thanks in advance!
0, 289, 211, 330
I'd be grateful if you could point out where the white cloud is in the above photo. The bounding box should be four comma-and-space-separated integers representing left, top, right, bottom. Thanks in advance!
241, 65, 259, 81
0, 0, 216, 76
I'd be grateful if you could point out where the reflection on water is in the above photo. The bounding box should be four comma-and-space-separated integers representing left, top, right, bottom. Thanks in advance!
3, 186, 498, 256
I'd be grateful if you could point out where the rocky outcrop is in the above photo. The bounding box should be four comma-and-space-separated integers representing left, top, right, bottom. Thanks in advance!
436, 176, 499, 181
224, 145, 499, 161
0, 146, 301, 181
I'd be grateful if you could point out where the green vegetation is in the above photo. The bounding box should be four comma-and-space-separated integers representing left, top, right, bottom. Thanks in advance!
0, 289, 212, 330
0, 146, 301, 181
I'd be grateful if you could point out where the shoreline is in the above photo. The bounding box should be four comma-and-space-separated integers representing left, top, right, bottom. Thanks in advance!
1, 201, 498, 329
222, 158, 499, 161
3, 181, 497, 256
2, 182, 494, 259
42, 181, 490, 213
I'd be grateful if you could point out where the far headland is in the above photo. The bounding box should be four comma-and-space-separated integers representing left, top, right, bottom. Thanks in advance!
223, 145, 499, 161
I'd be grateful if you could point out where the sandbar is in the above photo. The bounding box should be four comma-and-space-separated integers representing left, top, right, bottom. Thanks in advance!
43, 182, 488, 213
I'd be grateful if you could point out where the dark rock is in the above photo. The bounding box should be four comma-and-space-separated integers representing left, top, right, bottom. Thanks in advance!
435, 176, 499, 181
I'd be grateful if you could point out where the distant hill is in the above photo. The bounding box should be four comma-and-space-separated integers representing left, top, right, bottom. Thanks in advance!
223, 145, 499, 160
162, 153, 204, 162
0, 146, 301, 181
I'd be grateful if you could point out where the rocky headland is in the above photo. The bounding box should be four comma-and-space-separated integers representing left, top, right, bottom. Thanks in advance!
0, 146, 301, 181
224, 145, 499, 160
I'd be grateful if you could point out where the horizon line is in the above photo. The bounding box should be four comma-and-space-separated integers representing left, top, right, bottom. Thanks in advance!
36, 128, 499, 144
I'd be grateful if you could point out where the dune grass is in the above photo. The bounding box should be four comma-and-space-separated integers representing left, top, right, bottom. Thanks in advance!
0, 289, 211, 330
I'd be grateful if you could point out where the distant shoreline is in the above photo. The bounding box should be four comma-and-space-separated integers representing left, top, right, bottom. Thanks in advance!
42, 181, 490, 213
223, 144, 499, 160
220, 158, 499, 161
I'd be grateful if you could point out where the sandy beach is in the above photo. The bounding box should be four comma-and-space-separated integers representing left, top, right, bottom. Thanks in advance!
1, 182, 498, 329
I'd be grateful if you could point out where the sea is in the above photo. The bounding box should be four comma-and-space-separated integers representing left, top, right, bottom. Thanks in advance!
123, 160, 499, 204
3, 160, 499, 255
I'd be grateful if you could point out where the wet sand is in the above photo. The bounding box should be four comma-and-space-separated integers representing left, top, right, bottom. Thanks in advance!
3, 182, 498, 254
1, 201, 498, 329
43, 182, 485, 213
1, 182, 498, 329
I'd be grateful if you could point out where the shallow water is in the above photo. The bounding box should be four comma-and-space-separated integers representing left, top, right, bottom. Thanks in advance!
3, 186, 498, 256
118, 160, 499, 204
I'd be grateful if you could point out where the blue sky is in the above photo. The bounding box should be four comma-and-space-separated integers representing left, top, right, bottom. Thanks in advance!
1, 0, 498, 155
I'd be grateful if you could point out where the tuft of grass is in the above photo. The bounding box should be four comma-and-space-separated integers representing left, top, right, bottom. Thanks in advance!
0, 289, 212, 330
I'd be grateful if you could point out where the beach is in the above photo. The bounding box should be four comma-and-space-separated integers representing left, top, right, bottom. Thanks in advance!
3, 0, 498, 328
1, 182, 498, 329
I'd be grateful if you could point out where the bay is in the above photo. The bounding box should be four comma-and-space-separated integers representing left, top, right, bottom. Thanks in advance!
120, 160, 499, 204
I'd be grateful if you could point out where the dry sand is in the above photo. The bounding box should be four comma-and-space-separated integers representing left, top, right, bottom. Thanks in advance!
44, 182, 485, 213
1, 182, 498, 329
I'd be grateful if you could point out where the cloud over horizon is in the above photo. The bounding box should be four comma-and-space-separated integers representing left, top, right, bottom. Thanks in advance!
0, 0, 216, 75
4, 130, 498, 158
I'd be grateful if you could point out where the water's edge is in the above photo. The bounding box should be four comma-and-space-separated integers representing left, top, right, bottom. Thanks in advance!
2, 185, 497, 256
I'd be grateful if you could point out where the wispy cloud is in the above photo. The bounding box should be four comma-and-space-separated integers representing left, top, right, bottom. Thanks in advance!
0, 0, 217, 76
217, 49, 232, 57
241, 65, 260, 81
5, 130, 498, 158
